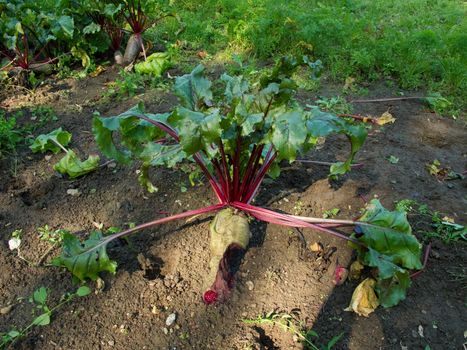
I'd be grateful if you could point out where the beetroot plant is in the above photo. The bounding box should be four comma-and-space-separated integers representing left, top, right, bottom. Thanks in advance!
54, 57, 423, 309
115, 0, 180, 64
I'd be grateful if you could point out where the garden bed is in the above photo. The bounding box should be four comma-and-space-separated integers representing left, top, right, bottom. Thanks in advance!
0, 68, 465, 349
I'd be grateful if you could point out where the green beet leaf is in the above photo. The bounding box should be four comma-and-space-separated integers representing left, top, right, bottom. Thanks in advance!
137, 163, 158, 193
168, 107, 221, 155
376, 270, 411, 307
355, 199, 422, 307
53, 150, 99, 178
174, 64, 213, 111
270, 110, 308, 161
92, 106, 169, 164
30, 128, 72, 154
135, 52, 170, 77
52, 231, 117, 282
306, 107, 367, 176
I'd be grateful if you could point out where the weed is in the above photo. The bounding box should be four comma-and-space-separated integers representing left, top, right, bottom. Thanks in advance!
38, 225, 66, 244
0, 286, 91, 348
315, 96, 351, 115
387, 155, 399, 164
447, 266, 467, 289
0, 111, 23, 158
105, 70, 169, 99
322, 208, 340, 219
243, 311, 343, 350
395, 199, 466, 244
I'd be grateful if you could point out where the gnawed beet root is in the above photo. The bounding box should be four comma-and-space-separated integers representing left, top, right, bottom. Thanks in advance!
123, 33, 142, 64
203, 208, 250, 304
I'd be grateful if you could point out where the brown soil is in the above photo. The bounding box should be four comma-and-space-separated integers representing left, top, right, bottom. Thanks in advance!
0, 68, 466, 350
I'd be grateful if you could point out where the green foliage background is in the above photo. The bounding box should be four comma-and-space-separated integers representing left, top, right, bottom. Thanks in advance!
151, 0, 466, 111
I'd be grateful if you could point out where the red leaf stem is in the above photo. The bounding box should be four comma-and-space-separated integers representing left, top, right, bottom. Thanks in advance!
86, 204, 226, 254
232, 135, 242, 200
232, 202, 360, 244
410, 243, 432, 279
243, 149, 277, 203
218, 141, 232, 199
238, 144, 263, 202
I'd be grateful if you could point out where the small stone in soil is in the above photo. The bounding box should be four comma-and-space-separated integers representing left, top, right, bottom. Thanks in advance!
246, 281, 254, 291
0, 305, 12, 315
166, 313, 177, 326
67, 188, 81, 196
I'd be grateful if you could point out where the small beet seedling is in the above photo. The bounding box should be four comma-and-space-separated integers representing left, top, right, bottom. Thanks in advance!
54, 57, 423, 310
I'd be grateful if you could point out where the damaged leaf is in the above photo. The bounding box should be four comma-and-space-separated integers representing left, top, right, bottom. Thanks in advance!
52, 231, 117, 281
53, 150, 100, 178
344, 278, 379, 317
353, 199, 422, 307
30, 128, 72, 154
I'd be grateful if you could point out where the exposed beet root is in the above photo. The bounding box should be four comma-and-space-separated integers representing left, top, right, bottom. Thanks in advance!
123, 34, 142, 65
114, 50, 124, 65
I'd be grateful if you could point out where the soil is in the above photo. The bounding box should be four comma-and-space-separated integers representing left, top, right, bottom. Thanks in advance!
0, 66, 466, 350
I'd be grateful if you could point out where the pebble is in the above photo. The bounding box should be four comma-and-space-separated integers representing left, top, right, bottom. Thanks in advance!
108, 340, 115, 346
0, 305, 12, 315
246, 281, 254, 291
166, 313, 177, 326
162, 327, 169, 335
67, 188, 81, 196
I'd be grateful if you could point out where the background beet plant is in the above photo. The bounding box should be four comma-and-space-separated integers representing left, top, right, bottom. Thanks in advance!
53, 56, 423, 308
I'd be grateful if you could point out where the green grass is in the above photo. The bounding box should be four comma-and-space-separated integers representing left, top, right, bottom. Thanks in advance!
150, 0, 466, 114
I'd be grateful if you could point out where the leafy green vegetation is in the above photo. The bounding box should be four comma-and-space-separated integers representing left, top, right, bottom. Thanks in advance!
396, 199, 466, 244
1, 0, 464, 111
31, 128, 100, 178
243, 311, 343, 350
105, 69, 169, 99
152, 0, 466, 112
51, 57, 422, 311
0, 285, 91, 348
0, 110, 22, 157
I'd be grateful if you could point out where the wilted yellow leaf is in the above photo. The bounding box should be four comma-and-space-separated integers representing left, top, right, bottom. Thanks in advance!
376, 111, 396, 125
90, 65, 106, 77
349, 260, 364, 280
344, 278, 379, 317
309, 242, 324, 252
442, 216, 455, 223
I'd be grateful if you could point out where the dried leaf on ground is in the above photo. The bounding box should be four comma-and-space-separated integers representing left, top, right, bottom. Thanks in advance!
376, 111, 396, 125
344, 278, 379, 317
309, 242, 324, 252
